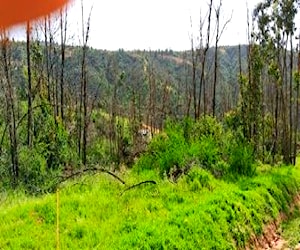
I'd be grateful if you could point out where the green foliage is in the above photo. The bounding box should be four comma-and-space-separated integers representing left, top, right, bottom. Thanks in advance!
183, 168, 216, 191
228, 141, 256, 177
136, 121, 188, 175
0, 101, 80, 192
189, 136, 220, 168
1, 165, 300, 249
87, 138, 111, 164
190, 115, 223, 141
136, 116, 256, 178
33, 108, 70, 169
281, 210, 300, 248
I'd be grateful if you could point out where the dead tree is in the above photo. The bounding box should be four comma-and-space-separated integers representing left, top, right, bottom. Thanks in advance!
60, 7, 68, 122
26, 22, 33, 147
0, 34, 19, 185
212, 0, 232, 117
78, 0, 92, 165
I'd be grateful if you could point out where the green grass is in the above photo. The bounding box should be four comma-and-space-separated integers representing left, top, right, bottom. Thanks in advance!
281, 206, 300, 248
1, 166, 300, 249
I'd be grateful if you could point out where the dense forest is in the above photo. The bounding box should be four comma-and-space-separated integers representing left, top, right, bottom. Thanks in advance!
1, 0, 300, 249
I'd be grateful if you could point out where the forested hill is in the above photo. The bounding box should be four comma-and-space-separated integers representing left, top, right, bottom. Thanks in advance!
11, 42, 248, 118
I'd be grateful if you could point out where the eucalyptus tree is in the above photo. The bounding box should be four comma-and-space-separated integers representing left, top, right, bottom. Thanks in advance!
252, 0, 299, 164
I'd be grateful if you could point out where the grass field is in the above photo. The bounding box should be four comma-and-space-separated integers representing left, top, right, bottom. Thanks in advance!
1, 165, 300, 249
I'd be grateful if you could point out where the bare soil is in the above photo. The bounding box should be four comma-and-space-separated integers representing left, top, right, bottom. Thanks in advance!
247, 195, 300, 250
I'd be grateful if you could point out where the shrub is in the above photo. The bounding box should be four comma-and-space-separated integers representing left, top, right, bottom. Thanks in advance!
87, 138, 112, 165
190, 115, 223, 142
135, 116, 256, 179
183, 168, 216, 191
228, 141, 256, 177
19, 145, 61, 193
135, 120, 188, 175
189, 136, 220, 168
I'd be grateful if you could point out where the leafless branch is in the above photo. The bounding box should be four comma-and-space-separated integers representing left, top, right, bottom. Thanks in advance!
120, 180, 157, 195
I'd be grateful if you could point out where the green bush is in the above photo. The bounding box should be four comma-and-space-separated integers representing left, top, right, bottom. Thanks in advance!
135, 116, 256, 179
19, 145, 61, 193
135, 120, 189, 175
34, 114, 70, 169
190, 115, 223, 142
183, 168, 216, 191
87, 138, 111, 164
189, 136, 220, 168
228, 141, 256, 177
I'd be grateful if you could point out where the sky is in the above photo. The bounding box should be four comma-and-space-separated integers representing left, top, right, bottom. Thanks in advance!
11, 0, 262, 51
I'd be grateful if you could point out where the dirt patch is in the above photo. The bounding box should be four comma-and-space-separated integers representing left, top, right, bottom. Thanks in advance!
247, 219, 284, 250
246, 195, 300, 250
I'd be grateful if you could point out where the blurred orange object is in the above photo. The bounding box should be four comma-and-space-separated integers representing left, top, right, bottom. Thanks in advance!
0, 0, 69, 28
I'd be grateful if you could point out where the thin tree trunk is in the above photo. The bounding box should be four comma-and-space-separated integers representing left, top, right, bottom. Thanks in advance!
212, 2, 221, 117
26, 22, 33, 148
60, 9, 67, 122
294, 41, 300, 165
1, 36, 19, 185
80, 0, 92, 165
191, 37, 197, 119
289, 37, 294, 164
198, 0, 213, 118
44, 16, 51, 103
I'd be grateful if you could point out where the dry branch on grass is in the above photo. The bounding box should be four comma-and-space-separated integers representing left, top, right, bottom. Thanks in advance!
120, 180, 157, 195
50, 167, 157, 195
58, 167, 126, 185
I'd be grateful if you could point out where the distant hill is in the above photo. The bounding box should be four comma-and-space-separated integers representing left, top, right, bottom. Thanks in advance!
9, 42, 249, 117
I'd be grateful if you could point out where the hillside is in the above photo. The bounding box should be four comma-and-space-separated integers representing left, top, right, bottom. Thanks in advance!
1, 0, 300, 248
10, 42, 248, 117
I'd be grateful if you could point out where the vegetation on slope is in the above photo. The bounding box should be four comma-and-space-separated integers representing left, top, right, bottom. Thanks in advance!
1, 116, 300, 249
281, 209, 300, 248
0, 165, 300, 249
1, 109, 300, 249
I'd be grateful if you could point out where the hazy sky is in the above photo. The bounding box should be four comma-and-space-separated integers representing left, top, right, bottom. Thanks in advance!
65, 0, 262, 50
11, 0, 262, 51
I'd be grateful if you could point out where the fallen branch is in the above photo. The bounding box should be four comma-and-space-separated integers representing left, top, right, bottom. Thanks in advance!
58, 167, 126, 185
121, 180, 157, 195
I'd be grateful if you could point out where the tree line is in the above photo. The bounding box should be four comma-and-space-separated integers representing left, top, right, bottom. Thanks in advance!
0, 0, 299, 191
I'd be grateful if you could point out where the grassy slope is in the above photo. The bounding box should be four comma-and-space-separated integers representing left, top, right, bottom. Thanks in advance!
281, 209, 300, 248
1, 166, 300, 249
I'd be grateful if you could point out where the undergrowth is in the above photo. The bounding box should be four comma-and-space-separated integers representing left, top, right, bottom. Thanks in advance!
134, 117, 256, 179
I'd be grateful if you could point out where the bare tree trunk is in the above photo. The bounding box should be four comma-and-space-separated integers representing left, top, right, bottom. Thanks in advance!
198, 0, 213, 118
191, 36, 197, 119
212, 1, 221, 117
183, 52, 191, 117
281, 36, 291, 165
289, 37, 294, 164
212, 0, 231, 117
26, 22, 33, 148
212, 42, 218, 116
294, 44, 300, 165
44, 16, 52, 103
60, 8, 67, 123
80, 0, 92, 165
1, 35, 19, 186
